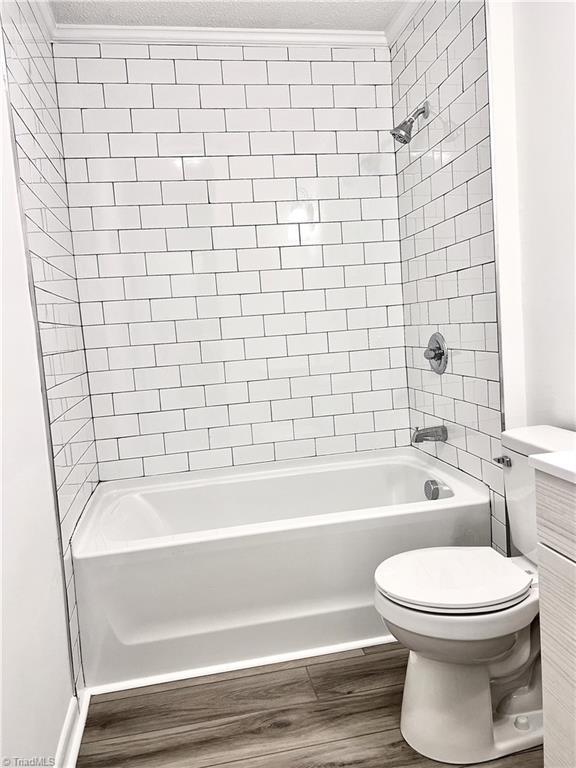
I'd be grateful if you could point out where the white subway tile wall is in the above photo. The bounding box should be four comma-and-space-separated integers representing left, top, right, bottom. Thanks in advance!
390, 0, 506, 551
59, 41, 408, 480
1, 0, 97, 687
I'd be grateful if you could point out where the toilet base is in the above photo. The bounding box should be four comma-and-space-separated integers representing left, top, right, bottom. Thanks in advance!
400, 651, 543, 764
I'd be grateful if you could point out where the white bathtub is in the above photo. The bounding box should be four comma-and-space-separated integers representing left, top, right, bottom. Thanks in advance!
72, 447, 490, 689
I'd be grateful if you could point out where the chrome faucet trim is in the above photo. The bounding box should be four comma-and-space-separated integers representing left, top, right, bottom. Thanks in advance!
411, 425, 448, 444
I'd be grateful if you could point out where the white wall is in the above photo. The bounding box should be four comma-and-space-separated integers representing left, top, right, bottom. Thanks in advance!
488, 1, 576, 431
1, 63, 75, 762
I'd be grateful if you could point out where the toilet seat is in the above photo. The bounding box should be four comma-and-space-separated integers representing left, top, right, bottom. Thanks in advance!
374, 584, 540, 642
375, 547, 533, 615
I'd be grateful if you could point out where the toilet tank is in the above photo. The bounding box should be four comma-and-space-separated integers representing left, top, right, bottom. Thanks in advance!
501, 426, 576, 562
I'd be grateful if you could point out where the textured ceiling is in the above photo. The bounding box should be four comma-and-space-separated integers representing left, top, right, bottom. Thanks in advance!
50, 0, 408, 32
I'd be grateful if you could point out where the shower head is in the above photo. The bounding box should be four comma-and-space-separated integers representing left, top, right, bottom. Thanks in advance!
390, 118, 415, 145
390, 101, 430, 145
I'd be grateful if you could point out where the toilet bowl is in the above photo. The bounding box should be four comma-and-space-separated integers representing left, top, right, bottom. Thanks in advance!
374, 547, 542, 764
373, 426, 576, 764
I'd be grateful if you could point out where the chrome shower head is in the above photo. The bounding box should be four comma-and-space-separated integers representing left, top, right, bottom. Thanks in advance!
390, 101, 430, 145
390, 118, 415, 144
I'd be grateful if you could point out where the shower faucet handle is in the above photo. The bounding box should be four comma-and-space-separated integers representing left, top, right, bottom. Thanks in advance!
424, 332, 448, 374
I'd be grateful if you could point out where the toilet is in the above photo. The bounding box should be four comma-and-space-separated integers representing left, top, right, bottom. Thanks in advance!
374, 425, 576, 765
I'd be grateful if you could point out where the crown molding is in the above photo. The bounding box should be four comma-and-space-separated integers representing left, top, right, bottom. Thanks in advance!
385, 1, 422, 48
50, 23, 388, 48
32, 0, 57, 41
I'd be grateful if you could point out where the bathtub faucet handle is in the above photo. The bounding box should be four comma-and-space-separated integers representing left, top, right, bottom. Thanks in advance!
424, 332, 448, 375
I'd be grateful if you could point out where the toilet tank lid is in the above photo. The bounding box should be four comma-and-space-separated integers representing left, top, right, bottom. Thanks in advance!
502, 425, 576, 456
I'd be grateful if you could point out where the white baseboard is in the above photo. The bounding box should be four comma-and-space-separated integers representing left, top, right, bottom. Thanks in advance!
55, 691, 91, 768
54, 634, 394, 763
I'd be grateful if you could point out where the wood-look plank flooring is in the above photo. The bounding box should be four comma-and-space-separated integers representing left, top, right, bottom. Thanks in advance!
77, 643, 543, 767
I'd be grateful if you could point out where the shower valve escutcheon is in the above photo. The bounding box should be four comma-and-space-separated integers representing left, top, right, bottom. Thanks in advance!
424, 332, 448, 375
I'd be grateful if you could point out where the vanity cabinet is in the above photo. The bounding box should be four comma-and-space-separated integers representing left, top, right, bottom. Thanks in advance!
534, 466, 576, 768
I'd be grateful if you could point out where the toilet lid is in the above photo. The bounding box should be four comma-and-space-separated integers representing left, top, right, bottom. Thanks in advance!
375, 547, 533, 614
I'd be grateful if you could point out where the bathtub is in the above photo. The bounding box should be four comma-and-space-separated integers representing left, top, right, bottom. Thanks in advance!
72, 447, 490, 689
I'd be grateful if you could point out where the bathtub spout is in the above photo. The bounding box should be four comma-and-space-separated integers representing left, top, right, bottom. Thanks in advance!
412, 426, 448, 444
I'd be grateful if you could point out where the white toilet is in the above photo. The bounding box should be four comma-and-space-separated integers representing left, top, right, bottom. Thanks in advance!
374, 425, 576, 765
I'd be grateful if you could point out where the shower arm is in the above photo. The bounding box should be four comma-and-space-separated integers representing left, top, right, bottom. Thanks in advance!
410, 103, 430, 122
